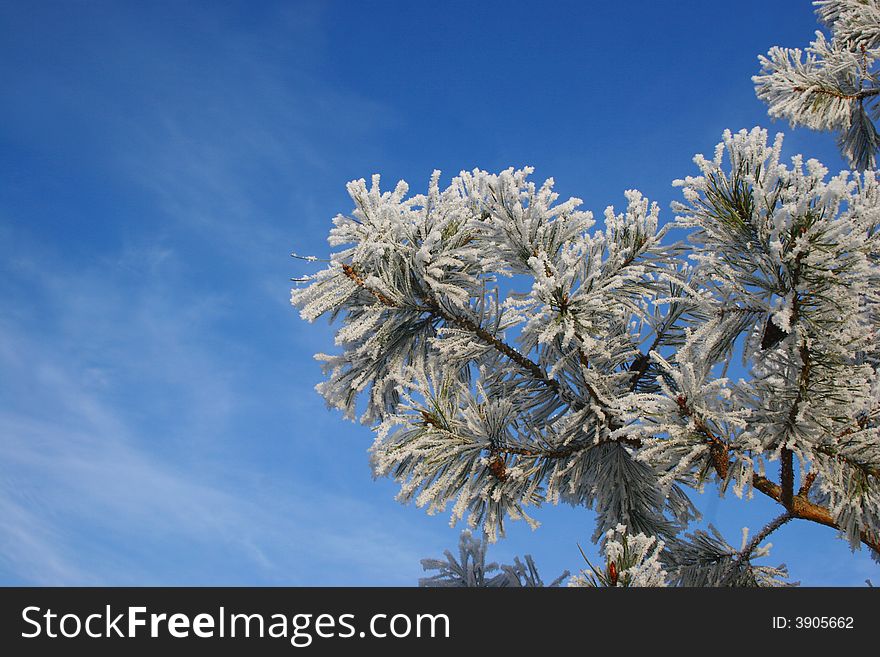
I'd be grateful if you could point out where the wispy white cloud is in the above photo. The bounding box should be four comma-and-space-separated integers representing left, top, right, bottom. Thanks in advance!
0, 244, 441, 585
0, 1, 446, 586
0, 407, 430, 585
0, 487, 99, 586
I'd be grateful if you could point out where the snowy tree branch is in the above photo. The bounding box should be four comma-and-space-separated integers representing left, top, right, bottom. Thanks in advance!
293, 124, 880, 574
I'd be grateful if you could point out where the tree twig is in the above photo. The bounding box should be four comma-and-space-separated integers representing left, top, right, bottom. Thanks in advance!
742, 513, 792, 559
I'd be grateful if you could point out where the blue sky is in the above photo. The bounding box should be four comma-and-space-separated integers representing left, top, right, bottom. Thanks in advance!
1, 0, 877, 586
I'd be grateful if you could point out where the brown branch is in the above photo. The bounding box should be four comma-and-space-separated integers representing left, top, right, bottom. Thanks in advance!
341, 262, 639, 448
495, 443, 585, 460
750, 473, 880, 554
341, 263, 396, 307
340, 262, 577, 408
342, 262, 587, 413
679, 394, 880, 555
780, 448, 794, 510
780, 266, 808, 510
711, 447, 880, 553
792, 85, 880, 101
436, 307, 557, 391
338, 259, 645, 455
742, 513, 792, 559
574, 344, 615, 412
496, 433, 643, 459
798, 471, 817, 497
422, 290, 625, 426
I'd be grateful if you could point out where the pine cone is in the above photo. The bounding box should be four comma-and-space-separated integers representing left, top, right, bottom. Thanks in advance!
488, 453, 508, 482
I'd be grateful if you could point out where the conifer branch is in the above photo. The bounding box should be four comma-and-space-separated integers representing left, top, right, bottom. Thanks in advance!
791, 84, 880, 101
295, 124, 880, 572
742, 513, 792, 559
341, 263, 397, 307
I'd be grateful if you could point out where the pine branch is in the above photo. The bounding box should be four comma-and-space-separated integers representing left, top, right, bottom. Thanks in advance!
428, 299, 571, 403
574, 343, 615, 410
751, 472, 880, 554
814, 443, 880, 479
497, 434, 643, 457
791, 85, 880, 101
742, 513, 792, 559
297, 145, 880, 577
340, 261, 580, 409
781, 257, 809, 510
798, 471, 818, 497
341, 263, 396, 307
780, 448, 795, 510
682, 394, 880, 555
